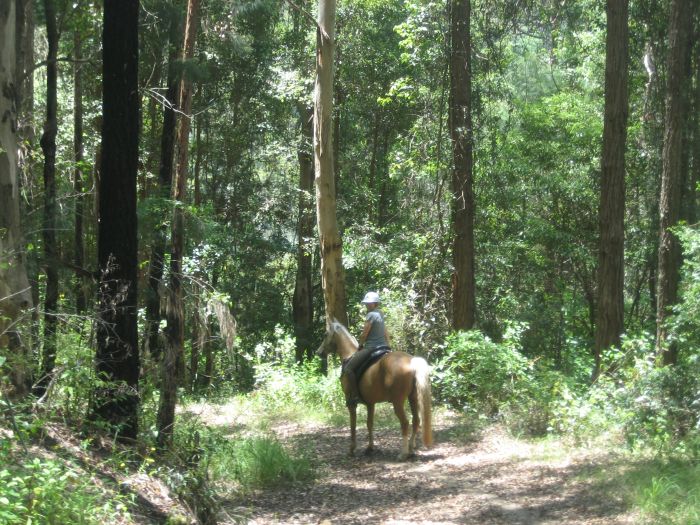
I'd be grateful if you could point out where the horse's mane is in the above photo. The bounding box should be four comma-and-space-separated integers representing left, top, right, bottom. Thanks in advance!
330, 319, 358, 346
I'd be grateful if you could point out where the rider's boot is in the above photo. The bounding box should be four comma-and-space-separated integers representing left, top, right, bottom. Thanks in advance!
344, 369, 360, 407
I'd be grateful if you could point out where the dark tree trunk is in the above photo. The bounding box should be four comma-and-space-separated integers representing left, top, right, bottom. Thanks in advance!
449, 0, 476, 331
74, 30, 87, 314
293, 105, 315, 363
145, 11, 182, 360
593, 0, 630, 380
656, 0, 692, 365
36, 0, 59, 397
684, 27, 700, 224
91, 0, 140, 441
158, 0, 200, 448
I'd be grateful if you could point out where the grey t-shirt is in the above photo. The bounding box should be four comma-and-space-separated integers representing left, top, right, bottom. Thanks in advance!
364, 310, 387, 350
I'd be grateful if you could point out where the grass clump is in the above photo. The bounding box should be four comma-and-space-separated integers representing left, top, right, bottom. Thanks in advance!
211, 435, 315, 493
628, 461, 700, 524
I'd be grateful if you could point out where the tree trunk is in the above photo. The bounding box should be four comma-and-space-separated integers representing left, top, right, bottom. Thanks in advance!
685, 28, 700, 224
315, 0, 347, 328
145, 11, 182, 360
293, 104, 315, 363
594, 0, 630, 380
449, 0, 476, 331
91, 0, 140, 441
0, 0, 33, 395
158, 0, 200, 448
74, 29, 87, 314
36, 0, 59, 397
656, 0, 692, 365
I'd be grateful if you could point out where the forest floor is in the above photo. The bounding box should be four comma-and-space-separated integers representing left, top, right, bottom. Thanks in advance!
203, 406, 640, 525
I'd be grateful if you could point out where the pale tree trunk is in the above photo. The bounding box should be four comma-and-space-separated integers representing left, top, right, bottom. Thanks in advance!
315, 0, 347, 327
0, 0, 33, 394
594, 0, 630, 380
91, 0, 140, 441
656, 0, 692, 365
450, 0, 476, 331
158, 0, 200, 448
36, 0, 59, 397
293, 104, 315, 363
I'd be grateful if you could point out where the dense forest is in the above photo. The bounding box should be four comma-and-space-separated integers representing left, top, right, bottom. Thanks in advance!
1, 0, 700, 522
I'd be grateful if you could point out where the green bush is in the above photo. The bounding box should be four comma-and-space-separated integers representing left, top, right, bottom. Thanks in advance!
433, 324, 532, 415
0, 439, 132, 525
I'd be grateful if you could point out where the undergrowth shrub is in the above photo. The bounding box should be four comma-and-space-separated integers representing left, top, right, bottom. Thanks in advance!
433, 324, 532, 415
0, 438, 132, 524
172, 421, 315, 498
252, 343, 344, 416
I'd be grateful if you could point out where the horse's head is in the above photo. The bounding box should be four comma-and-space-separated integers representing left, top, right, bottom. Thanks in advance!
316, 320, 339, 357
316, 319, 357, 358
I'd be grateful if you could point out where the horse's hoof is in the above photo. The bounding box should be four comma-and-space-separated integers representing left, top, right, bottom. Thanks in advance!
364, 446, 375, 456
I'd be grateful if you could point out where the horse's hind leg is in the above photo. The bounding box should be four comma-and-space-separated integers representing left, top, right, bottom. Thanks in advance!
393, 400, 411, 460
365, 403, 375, 454
348, 404, 357, 457
409, 393, 419, 455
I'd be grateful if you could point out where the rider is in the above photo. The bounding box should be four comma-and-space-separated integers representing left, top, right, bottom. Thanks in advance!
343, 291, 391, 406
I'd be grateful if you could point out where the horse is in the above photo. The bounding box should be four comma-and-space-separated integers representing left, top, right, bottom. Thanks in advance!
316, 320, 433, 460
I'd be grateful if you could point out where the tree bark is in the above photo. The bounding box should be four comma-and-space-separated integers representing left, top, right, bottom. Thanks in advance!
450, 0, 476, 331
594, 0, 630, 380
158, 0, 200, 448
0, 0, 33, 394
656, 0, 692, 365
685, 26, 700, 224
36, 0, 59, 397
315, 0, 348, 327
91, 0, 140, 441
145, 10, 182, 360
293, 104, 315, 363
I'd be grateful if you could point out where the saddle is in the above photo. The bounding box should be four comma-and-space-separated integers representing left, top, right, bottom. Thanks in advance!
344, 346, 392, 382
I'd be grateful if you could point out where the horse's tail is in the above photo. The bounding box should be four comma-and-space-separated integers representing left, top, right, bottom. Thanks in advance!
411, 357, 433, 448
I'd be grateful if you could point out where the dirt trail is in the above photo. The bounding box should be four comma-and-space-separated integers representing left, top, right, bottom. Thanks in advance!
217, 412, 637, 525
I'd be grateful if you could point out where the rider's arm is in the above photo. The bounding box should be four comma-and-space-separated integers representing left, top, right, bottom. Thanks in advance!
358, 320, 372, 348
384, 327, 391, 346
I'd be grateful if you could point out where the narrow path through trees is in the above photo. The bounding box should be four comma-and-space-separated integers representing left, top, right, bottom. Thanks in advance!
213, 412, 636, 524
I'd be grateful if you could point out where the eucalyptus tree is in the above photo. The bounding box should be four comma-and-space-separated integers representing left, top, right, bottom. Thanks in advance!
0, 0, 34, 394
158, 0, 201, 449
36, 0, 60, 397
315, 0, 348, 326
594, 0, 630, 380
91, 0, 140, 440
450, 0, 476, 331
656, 0, 693, 365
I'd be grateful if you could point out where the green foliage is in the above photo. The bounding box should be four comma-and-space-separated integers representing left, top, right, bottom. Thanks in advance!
433, 324, 532, 415
211, 435, 315, 493
172, 420, 315, 497
620, 461, 700, 525
0, 440, 132, 525
251, 338, 346, 420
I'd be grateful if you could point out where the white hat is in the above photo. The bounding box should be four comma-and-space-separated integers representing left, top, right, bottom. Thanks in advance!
361, 291, 380, 304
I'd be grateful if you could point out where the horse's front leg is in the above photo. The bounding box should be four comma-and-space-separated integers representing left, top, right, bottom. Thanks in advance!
365, 403, 375, 455
348, 403, 357, 457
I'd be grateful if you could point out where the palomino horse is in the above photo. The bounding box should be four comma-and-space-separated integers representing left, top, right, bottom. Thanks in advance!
317, 320, 433, 460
